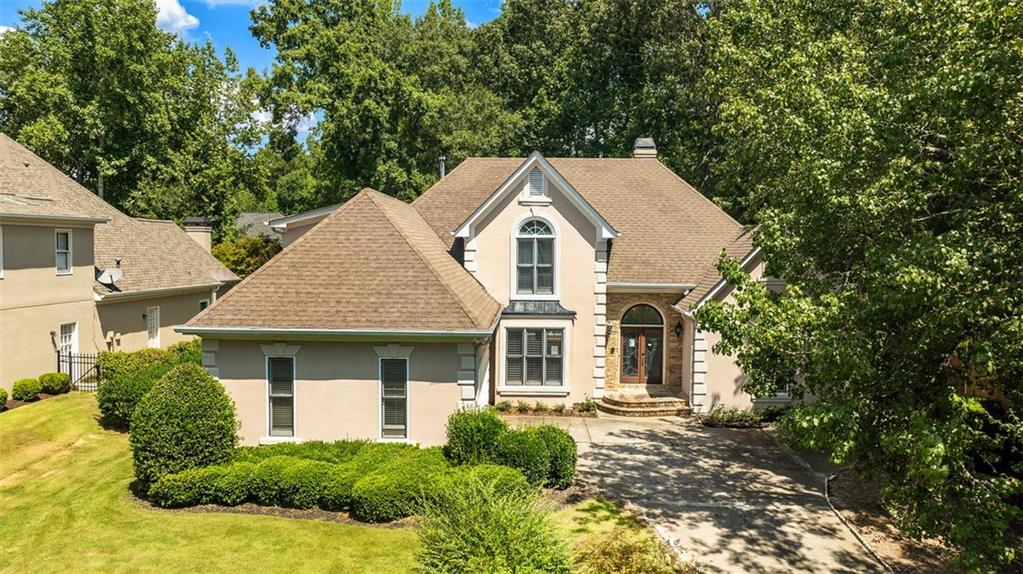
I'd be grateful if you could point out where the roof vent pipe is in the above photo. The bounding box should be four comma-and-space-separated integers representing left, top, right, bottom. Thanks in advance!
438, 154, 446, 178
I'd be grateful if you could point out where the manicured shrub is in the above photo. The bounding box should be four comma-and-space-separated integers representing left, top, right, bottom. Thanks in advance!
11, 378, 41, 401
149, 466, 227, 508
575, 527, 684, 574
129, 363, 238, 486
97, 343, 201, 428
417, 476, 572, 574
350, 448, 449, 522
213, 461, 256, 506
443, 408, 508, 465
279, 459, 334, 509
439, 464, 531, 498
38, 372, 71, 395
234, 439, 369, 465
249, 456, 296, 507
495, 428, 551, 486
319, 443, 419, 511
0, 388, 7, 408
531, 424, 577, 489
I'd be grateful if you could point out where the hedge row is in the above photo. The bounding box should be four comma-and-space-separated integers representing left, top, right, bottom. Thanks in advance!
97, 340, 202, 428
149, 445, 527, 523
444, 409, 577, 489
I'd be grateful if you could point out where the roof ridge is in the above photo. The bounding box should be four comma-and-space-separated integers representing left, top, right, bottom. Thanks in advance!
367, 191, 483, 328
188, 190, 373, 325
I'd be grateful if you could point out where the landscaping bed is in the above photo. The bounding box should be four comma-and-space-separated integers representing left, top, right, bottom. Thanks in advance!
700, 406, 789, 428
493, 398, 599, 417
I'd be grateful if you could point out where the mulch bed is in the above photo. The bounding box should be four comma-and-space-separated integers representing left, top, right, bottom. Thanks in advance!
499, 410, 599, 418
1, 392, 63, 413
828, 471, 951, 573
700, 418, 765, 429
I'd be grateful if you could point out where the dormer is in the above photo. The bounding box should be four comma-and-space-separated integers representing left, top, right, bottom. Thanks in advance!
519, 167, 551, 205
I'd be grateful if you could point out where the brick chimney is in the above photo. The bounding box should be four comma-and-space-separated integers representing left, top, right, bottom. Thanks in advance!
632, 137, 657, 159
184, 216, 212, 252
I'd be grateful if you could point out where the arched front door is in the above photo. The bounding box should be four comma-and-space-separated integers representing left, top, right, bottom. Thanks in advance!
620, 304, 664, 384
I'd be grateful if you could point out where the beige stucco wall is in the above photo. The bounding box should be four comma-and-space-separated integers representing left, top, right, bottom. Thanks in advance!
467, 175, 601, 406
95, 289, 213, 352
207, 339, 468, 446
0, 224, 99, 389
604, 292, 688, 396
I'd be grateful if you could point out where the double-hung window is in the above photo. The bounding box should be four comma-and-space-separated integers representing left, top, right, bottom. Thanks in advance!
505, 328, 563, 387
268, 357, 295, 437
380, 359, 408, 439
516, 220, 554, 295
55, 229, 72, 274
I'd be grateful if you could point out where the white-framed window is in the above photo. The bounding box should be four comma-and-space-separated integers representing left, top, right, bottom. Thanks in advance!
55, 229, 72, 274
380, 358, 408, 439
58, 322, 78, 380
505, 327, 563, 387
516, 219, 554, 295
199, 299, 210, 311
526, 168, 546, 197
267, 357, 295, 437
145, 306, 160, 348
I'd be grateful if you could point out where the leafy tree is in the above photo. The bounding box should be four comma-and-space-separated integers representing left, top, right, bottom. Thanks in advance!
697, 0, 1023, 568
212, 234, 282, 279
0, 0, 260, 238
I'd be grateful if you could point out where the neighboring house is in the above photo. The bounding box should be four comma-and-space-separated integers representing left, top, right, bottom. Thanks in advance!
179, 139, 780, 446
0, 134, 240, 391
236, 211, 283, 240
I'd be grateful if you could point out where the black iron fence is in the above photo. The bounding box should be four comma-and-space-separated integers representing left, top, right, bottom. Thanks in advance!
57, 351, 101, 391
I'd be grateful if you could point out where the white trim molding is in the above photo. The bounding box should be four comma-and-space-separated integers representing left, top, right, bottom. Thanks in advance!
373, 344, 415, 360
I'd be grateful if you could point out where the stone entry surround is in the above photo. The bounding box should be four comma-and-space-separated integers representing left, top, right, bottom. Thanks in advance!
605, 293, 688, 396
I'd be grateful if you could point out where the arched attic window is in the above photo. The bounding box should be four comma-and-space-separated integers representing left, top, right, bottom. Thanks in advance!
516, 219, 554, 295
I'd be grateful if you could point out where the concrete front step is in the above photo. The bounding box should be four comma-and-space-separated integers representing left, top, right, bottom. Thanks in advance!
602, 395, 690, 409
596, 400, 692, 417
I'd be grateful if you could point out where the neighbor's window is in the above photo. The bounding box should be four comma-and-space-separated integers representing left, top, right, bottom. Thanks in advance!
268, 357, 295, 437
381, 358, 408, 439
505, 328, 563, 386
199, 299, 210, 311
55, 229, 72, 274
516, 220, 554, 295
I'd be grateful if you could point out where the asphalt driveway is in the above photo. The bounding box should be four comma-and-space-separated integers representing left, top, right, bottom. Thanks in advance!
509, 415, 883, 573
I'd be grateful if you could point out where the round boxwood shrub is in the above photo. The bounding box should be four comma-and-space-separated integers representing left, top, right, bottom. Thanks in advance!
279, 459, 334, 509
11, 378, 41, 401
38, 372, 71, 395
319, 443, 417, 511
249, 455, 296, 507
0, 388, 7, 409
350, 448, 450, 522
495, 428, 551, 486
213, 461, 256, 506
530, 425, 577, 489
443, 408, 509, 465
129, 363, 238, 486
149, 466, 227, 508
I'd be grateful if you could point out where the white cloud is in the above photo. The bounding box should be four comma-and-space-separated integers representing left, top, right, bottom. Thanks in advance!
202, 0, 265, 6
155, 0, 199, 36
295, 113, 318, 134
0, 25, 14, 36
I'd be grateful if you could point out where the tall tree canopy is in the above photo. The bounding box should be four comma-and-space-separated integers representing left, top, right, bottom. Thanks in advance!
0, 0, 261, 237
697, 0, 1023, 567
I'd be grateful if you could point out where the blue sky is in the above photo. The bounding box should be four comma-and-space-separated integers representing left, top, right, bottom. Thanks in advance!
0, 0, 504, 73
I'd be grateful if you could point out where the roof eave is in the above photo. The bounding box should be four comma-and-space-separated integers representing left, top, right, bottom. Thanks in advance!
174, 325, 495, 342
0, 212, 111, 225
607, 282, 696, 294
96, 282, 222, 304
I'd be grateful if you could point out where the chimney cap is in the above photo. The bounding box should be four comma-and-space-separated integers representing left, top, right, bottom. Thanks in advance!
184, 216, 212, 227
632, 137, 657, 158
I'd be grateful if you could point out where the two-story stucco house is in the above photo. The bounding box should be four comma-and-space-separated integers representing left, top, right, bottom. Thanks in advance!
179, 139, 779, 446
0, 134, 239, 391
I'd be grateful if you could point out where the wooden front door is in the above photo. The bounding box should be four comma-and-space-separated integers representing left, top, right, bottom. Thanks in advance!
620, 327, 663, 384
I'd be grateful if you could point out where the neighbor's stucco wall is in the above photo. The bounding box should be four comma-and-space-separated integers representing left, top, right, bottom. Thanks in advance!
0, 224, 98, 389
467, 174, 601, 406
205, 339, 468, 446
95, 290, 213, 352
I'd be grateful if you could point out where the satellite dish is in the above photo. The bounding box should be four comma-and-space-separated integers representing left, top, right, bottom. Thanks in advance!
97, 267, 123, 285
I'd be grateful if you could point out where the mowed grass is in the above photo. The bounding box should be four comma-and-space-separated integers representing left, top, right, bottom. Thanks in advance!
0, 393, 418, 573
0, 393, 662, 573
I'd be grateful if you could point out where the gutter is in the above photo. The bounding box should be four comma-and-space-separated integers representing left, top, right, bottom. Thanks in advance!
96, 282, 223, 304
173, 325, 496, 341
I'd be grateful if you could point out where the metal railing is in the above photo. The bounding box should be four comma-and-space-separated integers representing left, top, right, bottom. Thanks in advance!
57, 351, 101, 391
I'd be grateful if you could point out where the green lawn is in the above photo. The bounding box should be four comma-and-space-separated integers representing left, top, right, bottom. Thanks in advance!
0, 393, 653, 573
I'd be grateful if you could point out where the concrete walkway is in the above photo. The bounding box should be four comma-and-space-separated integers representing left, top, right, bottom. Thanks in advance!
508, 414, 883, 574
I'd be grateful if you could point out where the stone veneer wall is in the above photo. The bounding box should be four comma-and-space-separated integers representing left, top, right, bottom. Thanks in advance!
604, 293, 688, 395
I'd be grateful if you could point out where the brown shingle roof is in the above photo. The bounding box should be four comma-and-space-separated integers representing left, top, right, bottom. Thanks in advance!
0, 133, 236, 295
134, 219, 239, 285
413, 157, 744, 285
674, 226, 759, 311
188, 189, 500, 332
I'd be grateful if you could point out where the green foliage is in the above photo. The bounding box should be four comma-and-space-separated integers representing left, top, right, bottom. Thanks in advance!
0, 0, 261, 237
551, 403, 566, 414
494, 401, 512, 412
212, 234, 282, 279
350, 448, 450, 522
11, 378, 41, 401
149, 466, 227, 508
699, 0, 1023, 567
417, 475, 572, 574
234, 439, 369, 465
438, 464, 531, 498
532, 401, 550, 414
0, 388, 7, 408
515, 400, 531, 412
575, 526, 683, 574
575, 396, 598, 413
495, 428, 551, 486
38, 372, 71, 395
530, 425, 577, 489
707, 407, 763, 426
129, 364, 238, 486
97, 341, 201, 428
443, 408, 509, 465
213, 462, 256, 506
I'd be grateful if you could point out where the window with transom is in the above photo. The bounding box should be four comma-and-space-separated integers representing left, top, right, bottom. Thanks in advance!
516, 220, 554, 295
